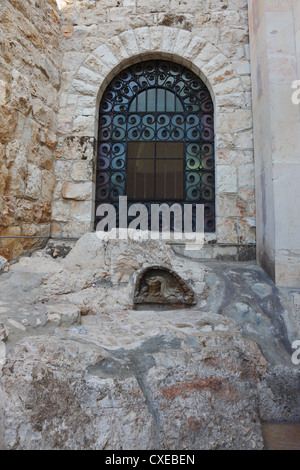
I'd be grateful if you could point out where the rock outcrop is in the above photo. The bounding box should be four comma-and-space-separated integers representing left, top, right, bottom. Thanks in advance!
0, 233, 299, 450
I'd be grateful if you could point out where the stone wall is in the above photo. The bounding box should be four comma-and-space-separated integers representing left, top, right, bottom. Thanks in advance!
0, 0, 61, 260
53, 0, 256, 259
249, 0, 300, 287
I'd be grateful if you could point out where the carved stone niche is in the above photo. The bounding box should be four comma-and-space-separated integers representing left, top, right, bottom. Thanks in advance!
134, 266, 196, 307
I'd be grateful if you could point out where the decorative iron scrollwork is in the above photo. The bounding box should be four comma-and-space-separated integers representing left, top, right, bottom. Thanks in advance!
96, 60, 215, 232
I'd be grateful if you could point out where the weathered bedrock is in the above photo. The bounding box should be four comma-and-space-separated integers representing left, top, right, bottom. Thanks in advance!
0, 234, 299, 450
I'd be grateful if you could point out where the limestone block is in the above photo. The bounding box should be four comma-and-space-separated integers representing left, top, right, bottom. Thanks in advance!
39, 56, 60, 89
5, 141, 28, 197
71, 79, 99, 97
149, 26, 165, 51
211, 10, 241, 25
0, 80, 8, 105
0, 105, 18, 142
201, 53, 230, 77
216, 133, 235, 148
61, 25, 73, 38
134, 27, 151, 54
119, 30, 141, 57
52, 201, 70, 223
39, 129, 58, 150
234, 130, 253, 149
126, 14, 154, 30
10, 69, 32, 116
0, 197, 15, 228
15, 199, 34, 223
217, 165, 238, 193
62, 136, 95, 161
41, 170, 56, 200
0, 226, 21, 249
235, 60, 251, 75
31, 100, 56, 131
123, 0, 136, 6
137, 0, 169, 13
76, 6, 107, 25
20, 223, 41, 250
217, 92, 248, 107
217, 194, 246, 218
54, 160, 72, 181
70, 200, 93, 223
33, 201, 52, 224
160, 27, 179, 54
76, 67, 103, 85
216, 217, 239, 244
157, 12, 194, 30
0, 248, 11, 261
60, 36, 83, 53
37, 146, 55, 171
107, 35, 130, 62
62, 182, 92, 201
25, 164, 42, 200
194, 43, 220, 67
238, 163, 255, 188
212, 244, 238, 260
93, 44, 119, 70
57, 118, 73, 136
73, 115, 95, 135
238, 218, 256, 244
170, 0, 206, 11
38, 222, 51, 238
217, 110, 252, 134
211, 65, 237, 86
51, 221, 61, 237
71, 161, 92, 181
83, 54, 109, 78
173, 29, 193, 56
216, 149, 253, 166
238, 187, 255, 204
61, 52, 88, 72
0, 163, 8, 195
0, 323, 8, 342
61, 221, 91, 238
73, 24, 99, 39
214, 78, 241, 96
21, 223, 39, 238
183, 35, 206, 61
221, 27, 248, 44
194, 12, 211, 26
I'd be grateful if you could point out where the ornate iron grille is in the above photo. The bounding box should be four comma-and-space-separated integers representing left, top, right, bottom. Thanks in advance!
96, 60, 215, 232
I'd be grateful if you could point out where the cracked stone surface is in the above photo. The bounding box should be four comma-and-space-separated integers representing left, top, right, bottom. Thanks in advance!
0, 233, 299, 450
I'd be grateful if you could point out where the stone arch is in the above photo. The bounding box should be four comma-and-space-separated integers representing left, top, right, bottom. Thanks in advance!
69, 26, 247, 139
56, 26, 254, 252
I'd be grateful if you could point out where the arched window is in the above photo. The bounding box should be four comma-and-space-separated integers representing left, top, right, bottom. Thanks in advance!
96, 60, 215, 232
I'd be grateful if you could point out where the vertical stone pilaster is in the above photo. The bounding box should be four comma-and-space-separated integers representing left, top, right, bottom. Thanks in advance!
249, 0, 300, 287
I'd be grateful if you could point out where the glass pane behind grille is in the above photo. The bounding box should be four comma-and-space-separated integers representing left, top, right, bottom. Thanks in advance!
127, 142, 184, 200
